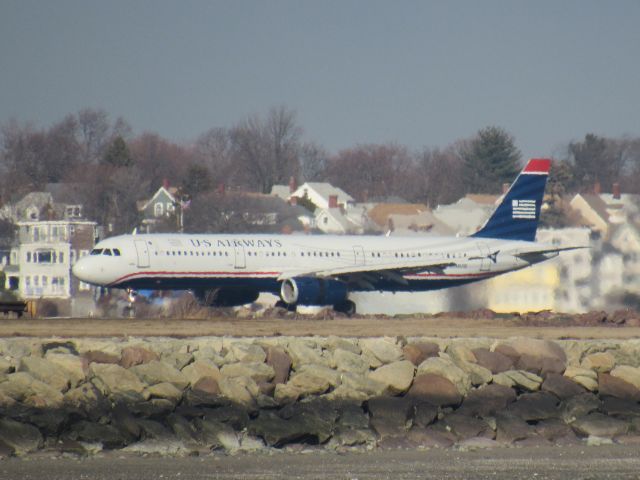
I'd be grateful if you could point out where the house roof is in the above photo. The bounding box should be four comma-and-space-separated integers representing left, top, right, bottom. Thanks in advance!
270, 185, 291, 200
573, 193, 610, 223
290, 182, 355, 204
388, 211, 455, 235
139, 186, 177, 212
465, 194, 500, 205
367, 203, 428, 227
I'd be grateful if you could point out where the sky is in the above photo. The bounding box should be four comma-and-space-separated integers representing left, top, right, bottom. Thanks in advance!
1, 0, 639, 161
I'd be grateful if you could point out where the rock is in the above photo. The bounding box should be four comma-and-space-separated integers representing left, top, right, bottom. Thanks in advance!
130, 360, 190, 390
456, 437, 500, 449
228, 343, 266, 363
498, 338, 566, 375
446, 344, 477, 365
507, 391, 559, 421
162, 352, 194, 370
581, 352, 616, 373
192, 417, 239, 451
329, 427, 375, 448
89, 363, 148, 403
417, 356, 471, 395
601, 396, 640, 417
0, 357, 12, 374
535, 418, 577, 442
571, 413, 629, 438
64, 383, 108, 419
407, 373, 462, 407
542, 373, 585, 400
368, 360, 415, 395
69, 421, 128, 448
266, 347, 291, 384
459, 384, 516, 416
610, 365, 640, 390
274, 383, 302, 404
44, 352, 87, 388
0, 372, 64, 407
288, 369, 332, 396
111, 406, 142, 442
598, 373, 640, 401
19, 356, 70, 392
564, 366, 598, 391
443, 413, 493, 440
121, 439, 192, 456
368, 396, 414, 437
221, 362, 275, 383
561, 393, 602, 423
145, 382, 183, 403
407, 427, 455, 448
413, 403, 438, 427
120, 346, 159, 368
82, 350, 120, 364
360, 338, 403, 366
458, 361, 493, 386
337, 404, 370, 430
339, 372, 386, 397
181, 360, 221, 385
331, 348, 369, 374
166, 414, 199, 444
472, 348, 514, 374
324, 336, 361, 354
184, 377, 223, 407
250, 402, 336, 446
218, 376, 259, 409
296, 364, 341, 388
493, 370, 542, 391
495, 413, 534, 444
286, 341, 328, 369
203, 405, 250, 430
0, 391, 16, 409
403, 342, 439, 366
0, 418, 43, 456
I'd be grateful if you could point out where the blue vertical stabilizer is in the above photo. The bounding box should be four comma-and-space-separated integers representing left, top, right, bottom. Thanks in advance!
471, 158, 551, 242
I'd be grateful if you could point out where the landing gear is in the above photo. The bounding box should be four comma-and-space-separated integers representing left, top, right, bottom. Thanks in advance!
275, 300, 297, 312
125, 289, 137, 318
334, 300, 356, 316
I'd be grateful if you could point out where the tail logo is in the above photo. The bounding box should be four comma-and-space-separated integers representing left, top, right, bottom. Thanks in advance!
512, 199, 536, 219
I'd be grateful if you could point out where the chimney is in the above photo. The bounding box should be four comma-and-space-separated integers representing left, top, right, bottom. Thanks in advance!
502, 183, 510, 194
217, 182, 225, 195
613, 182, 621, 200
163, 178, 169, 189
594, 181, 601, 195
328, 195, 338, 209
289, 176, 297, 193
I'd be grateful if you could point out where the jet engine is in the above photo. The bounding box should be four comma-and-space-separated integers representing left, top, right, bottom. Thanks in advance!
280, 277, 348, 306
193, 288, 259, 307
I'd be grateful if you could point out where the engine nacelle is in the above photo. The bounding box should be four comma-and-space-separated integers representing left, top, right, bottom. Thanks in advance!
280, 277, 348, 306
194, 288, 259, 307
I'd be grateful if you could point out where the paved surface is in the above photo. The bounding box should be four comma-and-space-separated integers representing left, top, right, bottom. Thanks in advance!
3, 446, 640, 479
1, 316, 639, 339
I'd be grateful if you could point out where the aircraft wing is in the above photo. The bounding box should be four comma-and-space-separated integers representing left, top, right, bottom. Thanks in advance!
278, 259, 456, 287
515, 246, 589, 263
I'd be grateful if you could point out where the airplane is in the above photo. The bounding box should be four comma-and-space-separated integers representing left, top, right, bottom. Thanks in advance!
72, 158, 581, 315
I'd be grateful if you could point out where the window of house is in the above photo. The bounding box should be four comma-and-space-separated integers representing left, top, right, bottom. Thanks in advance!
59, 252, 64, 263
154, 203, 164, 217
36, 251, 53, 263
25, 276, 31, 287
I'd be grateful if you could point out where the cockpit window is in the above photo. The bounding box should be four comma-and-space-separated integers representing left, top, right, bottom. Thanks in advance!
90, 249, 103, 255
113, 248, 121, 256
104, 249, 112, 256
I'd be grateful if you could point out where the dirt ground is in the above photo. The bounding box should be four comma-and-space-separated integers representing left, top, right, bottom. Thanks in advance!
1, 315, 640, 339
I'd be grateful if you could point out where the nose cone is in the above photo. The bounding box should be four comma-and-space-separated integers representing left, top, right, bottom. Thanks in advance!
72, 256, 102, 285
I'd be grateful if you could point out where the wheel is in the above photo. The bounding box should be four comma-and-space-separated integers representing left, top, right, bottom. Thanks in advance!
334, 300, 356, 316
275, 300, 297, 312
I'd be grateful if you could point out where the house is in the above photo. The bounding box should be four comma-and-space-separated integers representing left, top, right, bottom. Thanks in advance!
137, 185, 179, 232
569, 193, 610, 238
433, 197, 495, 236
289, 182, 355, 211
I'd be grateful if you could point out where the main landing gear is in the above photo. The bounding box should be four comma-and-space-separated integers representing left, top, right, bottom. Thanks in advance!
333, 300, 356, 316
275, 300, 297, 312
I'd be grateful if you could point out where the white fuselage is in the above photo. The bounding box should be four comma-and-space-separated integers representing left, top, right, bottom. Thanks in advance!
72, 233, 555, 295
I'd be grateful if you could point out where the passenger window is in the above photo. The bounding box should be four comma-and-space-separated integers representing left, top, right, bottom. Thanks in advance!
90, 249, 103, 255
113, 249, 121, 256
104, 249, 112, 256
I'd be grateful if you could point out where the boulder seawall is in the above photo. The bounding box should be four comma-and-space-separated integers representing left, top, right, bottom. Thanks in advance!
1, 335, 640, 456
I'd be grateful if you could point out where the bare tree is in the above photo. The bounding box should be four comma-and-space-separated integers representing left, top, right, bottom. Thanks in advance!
230, 106, 301, 193
77, 108, 110, 163
299, 142, 329, 182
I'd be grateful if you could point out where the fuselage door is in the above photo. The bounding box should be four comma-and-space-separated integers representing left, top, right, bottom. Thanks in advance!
134, 240, 150, 268
353, 245, 365, 266
234, 245, 246, 269
476, 242, 491, 272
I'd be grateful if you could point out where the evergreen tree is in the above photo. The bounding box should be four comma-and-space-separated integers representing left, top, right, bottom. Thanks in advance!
102, 136, 133, 167
463, 126, 521, 194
